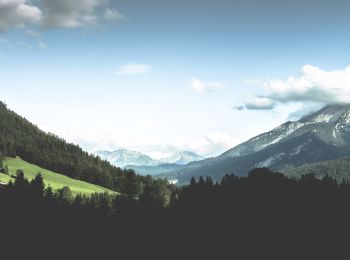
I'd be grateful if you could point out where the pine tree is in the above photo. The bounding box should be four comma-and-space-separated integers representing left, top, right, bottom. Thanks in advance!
44, 186, 55, 202
31, 173, 45, 198
190, 177, 196, 186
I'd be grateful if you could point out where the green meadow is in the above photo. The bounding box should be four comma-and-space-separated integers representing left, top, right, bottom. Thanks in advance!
0, 157, 115, 196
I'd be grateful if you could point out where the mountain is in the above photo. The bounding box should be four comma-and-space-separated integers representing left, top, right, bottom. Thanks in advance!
125, 163, 185, 176
96, 149, 157, 167
157, 104, 350, 185
283, 157, 350, 183
95, 149, 204, 170
123, 151, 205, 176
160, 151, 205, 165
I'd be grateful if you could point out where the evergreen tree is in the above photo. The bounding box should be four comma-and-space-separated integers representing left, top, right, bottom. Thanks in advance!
57, 186, 73, 205
122, 171, 142, 199
14, 169, 29, 192
44, 186, 55, 202
190, 177, 196, 186
31, 173, 45, 198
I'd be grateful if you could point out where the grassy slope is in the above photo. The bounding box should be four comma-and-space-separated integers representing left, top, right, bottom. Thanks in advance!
0, 157, 114, 196
0, 173, 12, 183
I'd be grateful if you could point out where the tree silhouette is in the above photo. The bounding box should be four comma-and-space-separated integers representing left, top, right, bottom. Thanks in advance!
31, 173, 45, 198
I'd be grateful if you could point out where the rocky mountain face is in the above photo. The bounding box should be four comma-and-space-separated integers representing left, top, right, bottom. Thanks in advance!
157, 104, 350, 185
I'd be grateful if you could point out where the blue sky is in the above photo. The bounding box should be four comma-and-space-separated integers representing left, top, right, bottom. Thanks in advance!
1, 0, 350, 158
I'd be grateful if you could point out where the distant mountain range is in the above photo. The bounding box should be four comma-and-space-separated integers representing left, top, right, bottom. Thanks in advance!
95, 149, 205, 170
156, 104, 350, 185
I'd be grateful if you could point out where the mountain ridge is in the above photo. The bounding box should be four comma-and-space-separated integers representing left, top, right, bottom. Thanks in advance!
95, 149, 205, 168
156, 104, 350, 184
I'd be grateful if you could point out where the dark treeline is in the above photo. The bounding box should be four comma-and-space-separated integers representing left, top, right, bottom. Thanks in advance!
0, 102, 170, 195
2, 167, 350, 257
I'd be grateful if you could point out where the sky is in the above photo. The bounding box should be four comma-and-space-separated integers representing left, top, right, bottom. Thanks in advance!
1, 0, 350, 158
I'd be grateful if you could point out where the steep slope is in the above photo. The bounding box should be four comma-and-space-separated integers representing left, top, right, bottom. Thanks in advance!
157, 104, 350, 184
0, 101, 132, 191
283, 157, 350, 183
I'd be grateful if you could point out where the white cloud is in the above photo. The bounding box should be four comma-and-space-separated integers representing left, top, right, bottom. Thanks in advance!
114, 64, 153, 75
244, 97, 276, 110
191, 78, 225, 94
0, 0, 123, 31
41, 0, 107, 28
264, 65, 350, 104
0, 0, 42, 31
240, 65, 350, 111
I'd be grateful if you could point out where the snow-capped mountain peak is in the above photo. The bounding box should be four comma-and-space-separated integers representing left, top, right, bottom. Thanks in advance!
95, 149, 156, 167
160, 151, 205, 165
156, 104, 350, 185
95, 149, 205, 168
221, 104, 350, 159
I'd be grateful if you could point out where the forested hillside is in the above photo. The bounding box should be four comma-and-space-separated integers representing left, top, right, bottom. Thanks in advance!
284, 157, 350, 182
0, 102, 169, 196
2, 167, 350, 257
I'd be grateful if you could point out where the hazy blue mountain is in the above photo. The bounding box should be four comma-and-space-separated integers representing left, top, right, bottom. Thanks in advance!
96, 149, 204, 169
156, 104, 350, 185
124, 163, 185, 176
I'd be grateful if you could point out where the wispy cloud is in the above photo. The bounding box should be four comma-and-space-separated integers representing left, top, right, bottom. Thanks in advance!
191, 78, 225, 94
114, 64, 153, 75
243, 97, 276, 110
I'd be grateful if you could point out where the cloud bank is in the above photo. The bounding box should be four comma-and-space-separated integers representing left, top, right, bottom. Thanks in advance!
239, 65, 350, 110
0, 0, 42, 31
0, 0, 123, 31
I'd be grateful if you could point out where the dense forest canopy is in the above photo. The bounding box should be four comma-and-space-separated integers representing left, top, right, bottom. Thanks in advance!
2, 168, 350, 257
